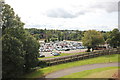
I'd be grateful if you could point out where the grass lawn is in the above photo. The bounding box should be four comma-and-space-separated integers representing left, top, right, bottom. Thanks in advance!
38, 52, 87, 59
25, 54, 119, 78
61, 67, 120, 78
85, 68, 119, 78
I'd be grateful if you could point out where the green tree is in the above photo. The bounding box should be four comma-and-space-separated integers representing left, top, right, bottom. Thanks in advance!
102, 32, 109, 41
2, 3, 40, 78
107, 28, 120, 48
4, 27, 40, 71
2, 3, 24, 33
2, 34, 25, 78
34, 34, 41, 40
24, 35, 40, 71
82, 30, 105, 52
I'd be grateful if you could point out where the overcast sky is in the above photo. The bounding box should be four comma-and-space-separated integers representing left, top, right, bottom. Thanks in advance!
5, 0, 119, 31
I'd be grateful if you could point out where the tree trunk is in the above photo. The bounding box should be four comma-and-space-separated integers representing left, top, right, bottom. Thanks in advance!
87, 47, 91, 52
92, 47, 94, 52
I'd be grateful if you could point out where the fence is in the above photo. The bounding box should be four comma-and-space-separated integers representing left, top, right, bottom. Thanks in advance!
39, 48, 120, 66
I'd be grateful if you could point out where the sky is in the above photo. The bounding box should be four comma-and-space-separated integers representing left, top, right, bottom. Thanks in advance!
5, 0, 119, 31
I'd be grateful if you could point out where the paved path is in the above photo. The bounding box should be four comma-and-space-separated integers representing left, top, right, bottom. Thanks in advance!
45, 62, 119, 78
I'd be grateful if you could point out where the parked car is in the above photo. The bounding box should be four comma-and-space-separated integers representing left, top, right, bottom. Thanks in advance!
56, 48, 62, 51
72, 47, 76, 50
77, 46, 84, 49
65, 48, 70, 51
51, 52, 60, 56
39, 54, 45, 58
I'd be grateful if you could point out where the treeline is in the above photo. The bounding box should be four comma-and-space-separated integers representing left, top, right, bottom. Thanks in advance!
25, 28, 110, 42
25, 28, 84, 42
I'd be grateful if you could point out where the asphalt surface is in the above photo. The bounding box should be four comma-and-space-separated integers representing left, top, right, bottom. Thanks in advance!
45, 62, 119, 78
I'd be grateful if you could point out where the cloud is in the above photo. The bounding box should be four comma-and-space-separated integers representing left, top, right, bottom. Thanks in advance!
46, 8, 85, 18
91, 2, 118, 13
46, 1, 118, 19
5, 0, 118, 31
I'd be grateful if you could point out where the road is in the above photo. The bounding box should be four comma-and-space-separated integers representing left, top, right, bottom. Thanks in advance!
45, 62, 119, 78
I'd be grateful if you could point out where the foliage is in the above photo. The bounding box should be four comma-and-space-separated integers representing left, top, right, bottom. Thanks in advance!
33, 34, 41, 40
82, 30, 105, 52
25, 29, 84, 41
2, 34, 25, 78
4, 27, 40, 72
2, 3, 24, 33
107, 28, 120, 48
102, 32, 109, 41
2, 3, 40, 78
24, 35, 40, 71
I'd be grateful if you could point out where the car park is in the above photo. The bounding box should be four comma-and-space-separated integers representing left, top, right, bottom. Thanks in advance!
39, 41, 83, 52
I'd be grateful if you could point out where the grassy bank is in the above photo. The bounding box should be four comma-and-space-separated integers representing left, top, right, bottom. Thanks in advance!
61, 67, 120, 78
26, 54, 119, 78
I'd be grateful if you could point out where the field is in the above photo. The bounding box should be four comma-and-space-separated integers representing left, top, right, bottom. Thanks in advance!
26, 54, 119, 78
61, 67, 120, 78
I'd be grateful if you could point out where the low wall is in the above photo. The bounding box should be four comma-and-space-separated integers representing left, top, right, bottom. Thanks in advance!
40, 48, 120, 66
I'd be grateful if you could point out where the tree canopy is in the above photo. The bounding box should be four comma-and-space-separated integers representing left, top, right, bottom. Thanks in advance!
2, 3, 40, 78
107, 28, 120, 48
82, 30, 105, 52
2, 3, 24, 33
2, 34, 25, 78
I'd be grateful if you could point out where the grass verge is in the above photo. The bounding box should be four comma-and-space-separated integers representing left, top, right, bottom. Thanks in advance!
61, 67, 120, 78
26, 54, 119, 78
